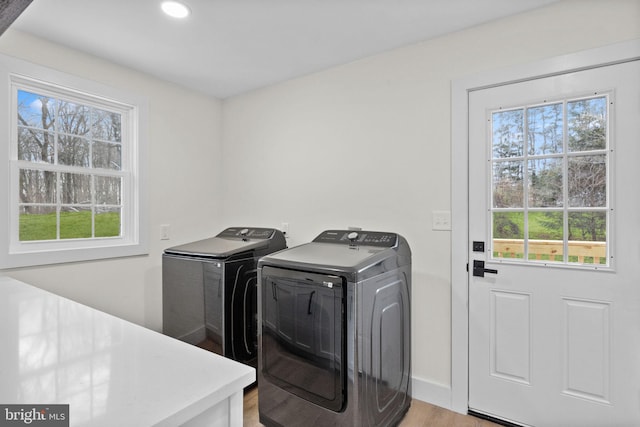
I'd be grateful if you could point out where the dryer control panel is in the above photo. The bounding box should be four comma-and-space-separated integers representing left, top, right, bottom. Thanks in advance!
217, 227, 275, 240
313, 230, 398, 247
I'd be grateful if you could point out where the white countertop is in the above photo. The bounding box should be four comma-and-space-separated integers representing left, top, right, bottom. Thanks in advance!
0, 276, 255, 426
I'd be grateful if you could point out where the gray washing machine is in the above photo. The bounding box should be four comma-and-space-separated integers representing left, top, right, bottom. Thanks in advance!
163, 227, 286, 367
257, 229, 411, 427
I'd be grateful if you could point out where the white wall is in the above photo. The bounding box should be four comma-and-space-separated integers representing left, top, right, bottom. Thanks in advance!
221, 0, 640, 396
0, 30, 224, 331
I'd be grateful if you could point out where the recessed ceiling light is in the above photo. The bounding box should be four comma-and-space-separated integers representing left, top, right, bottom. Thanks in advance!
161, 1, 191, 19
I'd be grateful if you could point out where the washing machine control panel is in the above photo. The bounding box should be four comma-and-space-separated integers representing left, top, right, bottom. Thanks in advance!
217, 227, 275, 239
313, 230, 397, 247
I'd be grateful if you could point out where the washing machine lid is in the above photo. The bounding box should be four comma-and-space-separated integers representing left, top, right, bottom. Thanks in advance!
259, 230, 410, 274
164, 227, 285, 259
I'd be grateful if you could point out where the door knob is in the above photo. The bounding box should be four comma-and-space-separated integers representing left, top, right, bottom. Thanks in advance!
473, 260, 498, 277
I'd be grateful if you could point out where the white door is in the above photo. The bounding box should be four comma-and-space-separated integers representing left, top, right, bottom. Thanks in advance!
468, 60, 640, 426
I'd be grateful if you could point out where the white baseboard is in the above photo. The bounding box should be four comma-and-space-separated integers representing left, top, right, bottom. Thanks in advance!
411, 376, 454, 412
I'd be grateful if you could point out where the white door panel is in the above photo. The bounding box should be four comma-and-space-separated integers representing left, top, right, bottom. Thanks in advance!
468, 60, 640, 427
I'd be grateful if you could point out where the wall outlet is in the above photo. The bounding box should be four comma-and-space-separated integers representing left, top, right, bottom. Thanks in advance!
432, 211, 451, 231
281, 222, 289, 235
160, 224, 171, 240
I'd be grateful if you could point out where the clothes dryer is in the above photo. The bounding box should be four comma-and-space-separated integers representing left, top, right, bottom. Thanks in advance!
257, 229, 411, 426
163, 227, 286, 367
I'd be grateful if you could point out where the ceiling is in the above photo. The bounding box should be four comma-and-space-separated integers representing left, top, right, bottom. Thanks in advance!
10, 0, 560, 99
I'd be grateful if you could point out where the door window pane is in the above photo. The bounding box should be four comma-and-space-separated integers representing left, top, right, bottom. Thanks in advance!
568, 211, 606, 241
493, 212, 524, 259
528, 211, 563, 262
568, 97, 607, 152
493, 161, 524, 208
568, 211, 606, 265
492, 109, 524, 158
527, 103, 563, 155
568, 155, 606, 207
528, 158, 563, 207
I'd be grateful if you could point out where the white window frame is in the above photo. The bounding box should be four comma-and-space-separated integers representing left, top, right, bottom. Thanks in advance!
0, 54, 148, 268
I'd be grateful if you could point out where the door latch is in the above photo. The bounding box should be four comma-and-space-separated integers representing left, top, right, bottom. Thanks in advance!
473, 260, 498, 277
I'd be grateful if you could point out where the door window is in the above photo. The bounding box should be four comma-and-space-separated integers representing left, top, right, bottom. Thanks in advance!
491, 95, 610, 266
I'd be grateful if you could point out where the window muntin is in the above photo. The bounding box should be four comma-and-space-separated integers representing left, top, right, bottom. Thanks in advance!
490, 95, 609, 266
16, 88, 125, 242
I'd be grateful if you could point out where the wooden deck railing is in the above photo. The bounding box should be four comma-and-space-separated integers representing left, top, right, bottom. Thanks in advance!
493, 238, 607, 264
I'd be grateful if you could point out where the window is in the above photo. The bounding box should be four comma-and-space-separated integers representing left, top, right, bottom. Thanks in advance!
17, 88, 124, 241
491, 94, 610, 266
1, 54, 147, 268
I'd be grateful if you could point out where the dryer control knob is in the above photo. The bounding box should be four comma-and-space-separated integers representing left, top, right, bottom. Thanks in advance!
347, 232, 359, 241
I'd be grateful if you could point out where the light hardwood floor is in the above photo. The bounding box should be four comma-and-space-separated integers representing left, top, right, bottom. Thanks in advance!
242, 386, 502, 427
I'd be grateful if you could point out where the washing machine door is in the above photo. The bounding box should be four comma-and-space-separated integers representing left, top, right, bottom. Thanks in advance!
261, 266, 346, 412
225, 258, 259, 364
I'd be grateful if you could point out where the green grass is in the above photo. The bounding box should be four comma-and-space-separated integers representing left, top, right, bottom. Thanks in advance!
494, 211, 595, 240
20, 211, 120, 241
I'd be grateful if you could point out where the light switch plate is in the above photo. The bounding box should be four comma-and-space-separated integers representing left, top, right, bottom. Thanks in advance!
432, 211, 451, 231
160, 224, 170, 240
